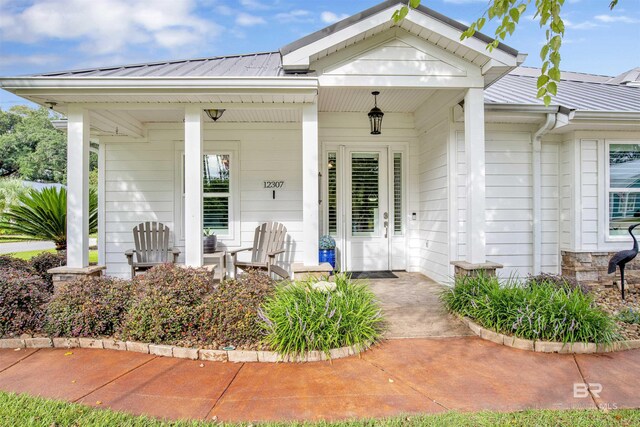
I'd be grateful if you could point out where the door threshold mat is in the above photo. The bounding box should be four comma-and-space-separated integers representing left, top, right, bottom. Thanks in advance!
346, 271, 398, 279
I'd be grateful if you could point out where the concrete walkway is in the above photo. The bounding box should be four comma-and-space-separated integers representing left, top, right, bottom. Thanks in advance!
0, 240, 55, 255
367, 272, 472, 338
1, 338, 638, 422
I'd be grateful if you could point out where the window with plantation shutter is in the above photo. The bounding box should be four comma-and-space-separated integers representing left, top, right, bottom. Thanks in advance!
609, 143, 640, 237
327, 152, 337, 236
393, 153, 403, 235
351, 152, 379, 236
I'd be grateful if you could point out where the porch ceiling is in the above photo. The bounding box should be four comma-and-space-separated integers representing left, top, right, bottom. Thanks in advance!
319, 87, 438, 113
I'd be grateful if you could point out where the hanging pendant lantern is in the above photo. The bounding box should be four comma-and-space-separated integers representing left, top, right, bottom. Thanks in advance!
368, 91, 384, 135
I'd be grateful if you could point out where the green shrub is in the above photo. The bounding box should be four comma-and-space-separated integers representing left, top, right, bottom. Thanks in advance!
0, 268, 51, 336
30, 251, 66, 291
45, 276, 133, 338
121, 264, 215, 344
526, 273, 589, 295
442, 273, 620, 344
199, 270, 275, 347
260, 273, 385, 357
616, 308, 640, 324
0, 255, 34, 274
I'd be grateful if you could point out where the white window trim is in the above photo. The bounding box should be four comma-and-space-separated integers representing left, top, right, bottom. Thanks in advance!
174, 142, 240, 247
604, 139, 640, 243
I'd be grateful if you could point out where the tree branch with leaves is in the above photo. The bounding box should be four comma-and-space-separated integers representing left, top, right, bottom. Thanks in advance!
393, 0, 621, 106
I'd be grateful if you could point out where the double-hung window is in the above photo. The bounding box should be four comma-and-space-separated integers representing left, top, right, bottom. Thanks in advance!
608, 142, 640, 237
180, 152, 234, 240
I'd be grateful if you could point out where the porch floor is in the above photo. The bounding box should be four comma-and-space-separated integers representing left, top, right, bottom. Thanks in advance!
365, 272, 473, 339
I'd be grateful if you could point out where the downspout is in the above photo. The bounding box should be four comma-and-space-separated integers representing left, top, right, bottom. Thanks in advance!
532, 113, 556, 275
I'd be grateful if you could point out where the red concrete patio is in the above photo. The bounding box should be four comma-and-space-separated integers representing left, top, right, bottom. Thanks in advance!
1, 337, 639, 423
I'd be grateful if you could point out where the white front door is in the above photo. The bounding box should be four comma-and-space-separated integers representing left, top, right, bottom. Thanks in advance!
346, 149, 390, 271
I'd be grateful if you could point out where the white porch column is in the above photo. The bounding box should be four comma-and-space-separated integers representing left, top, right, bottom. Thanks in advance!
66, 105, 90, 268
184, 105, 203, 267
302, 102, 319, 265
464, 88, 487, 264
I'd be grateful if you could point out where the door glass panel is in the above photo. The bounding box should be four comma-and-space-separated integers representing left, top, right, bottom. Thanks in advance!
393, 153, 403, 236
327, 152, 338, 235
351, 152, 379, 236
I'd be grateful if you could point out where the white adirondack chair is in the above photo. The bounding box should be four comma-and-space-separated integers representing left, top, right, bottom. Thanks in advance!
229, 221, 289, 279
125, 221, 180, 277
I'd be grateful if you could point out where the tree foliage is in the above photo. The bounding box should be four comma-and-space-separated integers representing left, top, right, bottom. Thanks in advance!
394, 0, 621, 106
0, 106, 67, 182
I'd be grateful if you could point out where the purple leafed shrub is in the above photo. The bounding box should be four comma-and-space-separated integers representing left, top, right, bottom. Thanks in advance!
45, 275, 133, 338
198, 269, 276, 347
120, 264, 216, 344
0, 255, 34, 274
0, 267, 51, 337
30, 251, 66, 292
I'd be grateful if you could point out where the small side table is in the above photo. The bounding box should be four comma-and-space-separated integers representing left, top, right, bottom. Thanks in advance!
204, 251, 227, 281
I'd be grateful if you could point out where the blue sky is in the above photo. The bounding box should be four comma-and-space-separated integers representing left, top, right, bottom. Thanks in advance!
1, 0, 639, 108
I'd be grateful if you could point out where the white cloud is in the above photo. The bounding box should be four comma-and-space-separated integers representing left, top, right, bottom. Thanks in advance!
235, 12, 266, 26
275, 9, 312, 23
564, 19, 600, 30
240, 0, 270, 10
0, 53, 62, 66
320, 11, 349, 24
594, 14, 640, 24
0, 0, 219, 55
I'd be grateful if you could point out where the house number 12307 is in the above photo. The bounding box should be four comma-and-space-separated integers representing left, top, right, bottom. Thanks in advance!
263, 181, 285, 189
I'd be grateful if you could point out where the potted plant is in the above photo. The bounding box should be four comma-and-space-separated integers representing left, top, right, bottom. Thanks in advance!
203, 228, 217, 254
319, 235, 336, 270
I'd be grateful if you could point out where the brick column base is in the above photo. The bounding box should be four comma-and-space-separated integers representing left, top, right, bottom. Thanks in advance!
47, 265, 106, 294
291, 263, 333, 281
450, 261, 504, 278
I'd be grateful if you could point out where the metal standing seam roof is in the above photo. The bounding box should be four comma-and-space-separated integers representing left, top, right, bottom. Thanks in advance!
486, 73, 640, 112
33, 52, 284, 78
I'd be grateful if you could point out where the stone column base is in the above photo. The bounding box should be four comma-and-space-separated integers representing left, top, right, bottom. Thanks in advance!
450, 261, 503, 278
291, 263, 333, 281
47, 265, 106, 294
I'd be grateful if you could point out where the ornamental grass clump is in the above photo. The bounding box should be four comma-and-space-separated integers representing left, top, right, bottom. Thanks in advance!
0, 267, 51, 337
45, 276, 133, 338
199, 269, 275, 348
442, 273, 620, 344
121, 264, 215, 344
260, 273, 385, 357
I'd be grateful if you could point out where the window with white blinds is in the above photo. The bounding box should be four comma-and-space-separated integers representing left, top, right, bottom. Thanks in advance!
181, 153, 232, 238
327, 152, 337, 235
203, 154, 231, 235
609, 143, 640, 237
351, 152, 379, 236
393, 153, 403, 236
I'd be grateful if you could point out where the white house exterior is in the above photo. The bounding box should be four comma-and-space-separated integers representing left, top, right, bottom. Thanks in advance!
2, 1, 639, 285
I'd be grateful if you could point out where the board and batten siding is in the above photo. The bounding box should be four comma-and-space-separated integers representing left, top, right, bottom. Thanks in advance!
456, 128, 560, 277
103, 123, 304, 278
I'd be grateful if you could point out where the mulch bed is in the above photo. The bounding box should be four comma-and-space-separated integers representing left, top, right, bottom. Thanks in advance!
593, 287, 640, 340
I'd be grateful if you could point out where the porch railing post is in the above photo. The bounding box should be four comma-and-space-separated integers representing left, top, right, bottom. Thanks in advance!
464, 87, 487, 264
66, 105, 90, 268
302, 102, 319, 265
184, 105, 203, 267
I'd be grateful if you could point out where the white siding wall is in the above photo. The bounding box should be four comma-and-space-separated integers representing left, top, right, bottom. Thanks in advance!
560, 131, 640, 254
103, 123, 303, 278
414, 117, 450, 282
456, 127, 560, 277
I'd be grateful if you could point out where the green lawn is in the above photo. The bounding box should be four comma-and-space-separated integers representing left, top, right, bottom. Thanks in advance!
8, 249, 98, 263
0, 392, 638, 427
0, 235, 32, 243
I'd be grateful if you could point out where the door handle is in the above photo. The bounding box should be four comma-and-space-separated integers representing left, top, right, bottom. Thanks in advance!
384, 221, 389, 238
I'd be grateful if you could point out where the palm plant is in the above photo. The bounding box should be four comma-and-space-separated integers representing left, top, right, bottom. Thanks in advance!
0, 187, 97, 251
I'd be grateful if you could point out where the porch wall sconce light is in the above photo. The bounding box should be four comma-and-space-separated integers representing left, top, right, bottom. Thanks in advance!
204, 108, 226, 121
368, 91, 384, 135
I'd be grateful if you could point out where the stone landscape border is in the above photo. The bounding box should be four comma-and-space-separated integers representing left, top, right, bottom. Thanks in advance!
461, 316, 640, 354
0, 337, 364, 363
